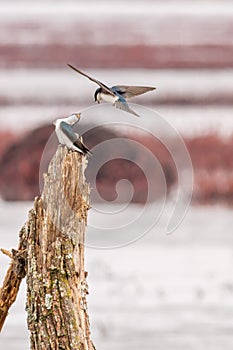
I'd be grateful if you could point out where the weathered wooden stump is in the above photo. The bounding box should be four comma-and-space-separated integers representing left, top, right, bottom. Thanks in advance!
0, 145, 95, 350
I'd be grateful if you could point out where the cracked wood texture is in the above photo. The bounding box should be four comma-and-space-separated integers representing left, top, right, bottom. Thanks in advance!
26, 145, 94, 350
0, 225, 28, 332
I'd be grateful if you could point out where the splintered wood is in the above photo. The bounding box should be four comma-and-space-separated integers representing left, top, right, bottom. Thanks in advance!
0, 146, 95, 350
0, 225, 28, 332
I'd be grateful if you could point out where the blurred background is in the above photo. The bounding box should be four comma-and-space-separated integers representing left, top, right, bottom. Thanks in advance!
1, 1, 233, 349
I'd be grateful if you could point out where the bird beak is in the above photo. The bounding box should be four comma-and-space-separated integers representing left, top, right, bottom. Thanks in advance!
52, 121, 56, 126
74, 113, 81, 119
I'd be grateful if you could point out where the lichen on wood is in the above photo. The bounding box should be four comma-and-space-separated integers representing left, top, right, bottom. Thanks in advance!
0, 145, 95, 349
26, 145, 94, 350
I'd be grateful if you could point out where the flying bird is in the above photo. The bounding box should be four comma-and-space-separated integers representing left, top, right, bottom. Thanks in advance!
67, 64, 156, 117
54, 114, 91, 155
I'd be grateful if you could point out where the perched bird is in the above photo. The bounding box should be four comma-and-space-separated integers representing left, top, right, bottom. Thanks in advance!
67, 64, 156, 117
54, 114, 91, 155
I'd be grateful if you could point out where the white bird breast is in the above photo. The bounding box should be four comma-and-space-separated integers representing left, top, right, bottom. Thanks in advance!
55, 122, 73, 148
99, 92, 118, 104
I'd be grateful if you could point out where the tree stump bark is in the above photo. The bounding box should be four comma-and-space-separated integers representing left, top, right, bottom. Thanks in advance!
0, 225, 28, 332
25, 145, 94, 350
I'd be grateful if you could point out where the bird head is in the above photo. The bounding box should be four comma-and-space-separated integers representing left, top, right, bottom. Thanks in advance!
63, 114, 81, 125
94, 88, 101, 103
70, 113, 81, 122
52, 113, 81, 127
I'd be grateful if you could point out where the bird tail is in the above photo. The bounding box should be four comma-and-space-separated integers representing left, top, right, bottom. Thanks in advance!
74, 138, 93, 156
114, 100, 140, 117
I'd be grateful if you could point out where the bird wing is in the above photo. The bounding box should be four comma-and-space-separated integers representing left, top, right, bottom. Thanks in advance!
67, 64, 115, 97
114, 100, 140, 117
112, 85, 156, 99
60, 121, 77, 143
73, 138, 92, 155
60, 121, 91, 155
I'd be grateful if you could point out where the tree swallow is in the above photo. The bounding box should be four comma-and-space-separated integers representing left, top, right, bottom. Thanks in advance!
67, 64, 156, 117
54, 114, 91, 155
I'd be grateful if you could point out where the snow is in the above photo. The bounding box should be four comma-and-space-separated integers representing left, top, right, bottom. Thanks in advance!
1, 68, 233, 105
1, 104, 233, 137
1, 14, 232, 46
0, 1, 233, 18
0, 69, 233, 137
1, 202, 233, 349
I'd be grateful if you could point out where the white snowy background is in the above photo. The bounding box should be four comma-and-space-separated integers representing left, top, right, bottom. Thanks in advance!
1, 1, 233, 349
